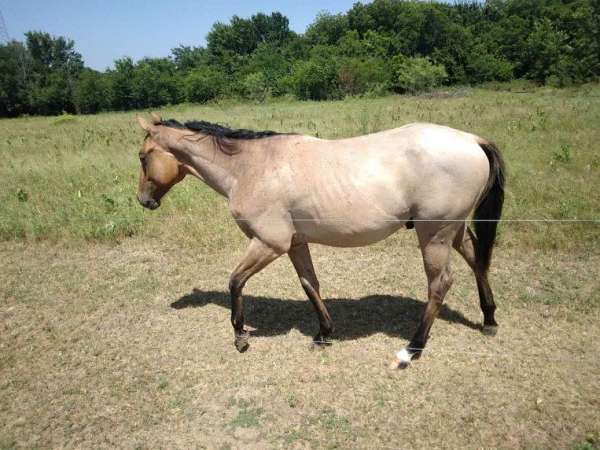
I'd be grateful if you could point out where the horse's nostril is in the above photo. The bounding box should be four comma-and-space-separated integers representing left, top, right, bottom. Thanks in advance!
138, 195, 159, 210
146, 199, 160, 210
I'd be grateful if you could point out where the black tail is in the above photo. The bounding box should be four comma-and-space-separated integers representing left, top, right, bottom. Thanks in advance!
473, 139, 505, 275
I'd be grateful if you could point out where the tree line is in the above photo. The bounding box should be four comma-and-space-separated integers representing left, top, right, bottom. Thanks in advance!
1, 0, 599, 117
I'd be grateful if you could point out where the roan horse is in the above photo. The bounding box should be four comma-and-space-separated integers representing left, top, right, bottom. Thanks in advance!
136, 113, 505, 368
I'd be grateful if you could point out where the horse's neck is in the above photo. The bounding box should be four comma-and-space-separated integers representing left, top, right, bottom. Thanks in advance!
171, 137, 238, 198
190, 147, 238, 198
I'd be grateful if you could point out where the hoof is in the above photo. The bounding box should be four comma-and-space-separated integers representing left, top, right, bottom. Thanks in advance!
310, 335, 333, 350
389, 348, 414, 370
482, 324, 499, 336
234, 331, 250, 353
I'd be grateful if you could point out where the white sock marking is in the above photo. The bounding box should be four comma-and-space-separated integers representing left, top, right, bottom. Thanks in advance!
396, 348, 413, 364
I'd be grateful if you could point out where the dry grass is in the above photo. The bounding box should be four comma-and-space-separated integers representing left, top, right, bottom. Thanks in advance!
1, 234, 599, 449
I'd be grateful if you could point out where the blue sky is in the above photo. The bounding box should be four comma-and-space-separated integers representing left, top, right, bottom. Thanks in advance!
0, 0, 366, 71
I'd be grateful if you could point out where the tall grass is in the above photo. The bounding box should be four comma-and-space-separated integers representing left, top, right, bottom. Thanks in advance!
1, 85, 599, 251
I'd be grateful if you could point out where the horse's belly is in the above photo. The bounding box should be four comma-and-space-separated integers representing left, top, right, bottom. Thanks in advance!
295, 216, 406, 247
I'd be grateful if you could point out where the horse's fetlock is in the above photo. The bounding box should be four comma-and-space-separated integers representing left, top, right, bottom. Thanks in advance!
321, 321, 334, 337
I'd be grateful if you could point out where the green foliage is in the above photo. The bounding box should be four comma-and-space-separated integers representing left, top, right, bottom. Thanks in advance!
246, 43, 291, 96
184, 67, 226, 103
24, 31, 83, 115
129, 58, 182, 108
305, 12, 349, 45
207, 12, 293, 57
524, 18, 570, 84
108, 57, 136, 110
2, 1, 600, 117
242, 72, 270, 101
552, 144, 573, 164
391, 55, 447, 94
0, 41, 29, 117
337, 57, 390, 96
288, 58, 340, 101
171, 45, 207, 72
74, 69, 112, 114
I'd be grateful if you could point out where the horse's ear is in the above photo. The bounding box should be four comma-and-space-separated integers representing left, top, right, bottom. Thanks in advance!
150, 112, 162, 124
137, 116, 152, 131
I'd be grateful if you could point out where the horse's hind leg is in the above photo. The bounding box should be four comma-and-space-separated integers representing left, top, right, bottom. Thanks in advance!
288, 243, 334, 345
395, 222, 457, 368
452, 225, 498, 334
229, 238, 282, 352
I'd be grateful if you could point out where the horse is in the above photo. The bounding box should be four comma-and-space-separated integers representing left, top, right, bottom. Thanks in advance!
136, 113, 505, 368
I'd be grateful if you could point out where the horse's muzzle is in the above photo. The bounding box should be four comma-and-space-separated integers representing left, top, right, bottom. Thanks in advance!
138, 196, 160, 210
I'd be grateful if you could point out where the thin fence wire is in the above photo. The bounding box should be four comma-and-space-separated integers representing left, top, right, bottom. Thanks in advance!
227, 218, 599, 223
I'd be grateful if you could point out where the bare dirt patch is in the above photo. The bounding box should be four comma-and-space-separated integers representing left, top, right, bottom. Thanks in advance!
1, 236, 599, 449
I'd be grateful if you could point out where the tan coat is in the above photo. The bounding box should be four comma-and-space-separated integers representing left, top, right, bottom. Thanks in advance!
137, 116, 505, 367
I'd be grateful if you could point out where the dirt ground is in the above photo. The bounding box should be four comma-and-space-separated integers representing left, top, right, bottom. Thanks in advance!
1, 234, 599, 449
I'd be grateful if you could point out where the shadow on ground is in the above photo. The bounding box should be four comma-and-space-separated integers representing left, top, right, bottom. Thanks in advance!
171, 289, 481, 341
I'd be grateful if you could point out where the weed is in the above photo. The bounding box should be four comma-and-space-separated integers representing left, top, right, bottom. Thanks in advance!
16, 189, 28, 202
229, 405, 263, 429
287, 393, 298, 408
52, 113, 78, 125
553, 144, 573, 163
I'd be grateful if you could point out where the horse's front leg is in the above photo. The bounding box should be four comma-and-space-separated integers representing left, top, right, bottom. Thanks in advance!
288, 242, 334, 346
229, 238, 282, 352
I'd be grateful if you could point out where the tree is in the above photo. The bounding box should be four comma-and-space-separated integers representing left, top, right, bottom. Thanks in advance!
108, 57, 135, 110
391, 55, 447, 94
130, 58, 182, 108
207, 12, 292, 57
242, 72, 270, 101
184, 66, 226, 103
288, 57, 340, 100
74, 69, 111, 114
24, 31, 84, 114
0, 41, 29, 117
171, 45, 207, 72
524, 18, 569, 83
337, 57, 390, 96
246, 43, 292, 96
305, 12, 349, 45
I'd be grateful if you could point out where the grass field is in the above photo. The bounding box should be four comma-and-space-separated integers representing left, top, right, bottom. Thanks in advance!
1, 85, 599, 449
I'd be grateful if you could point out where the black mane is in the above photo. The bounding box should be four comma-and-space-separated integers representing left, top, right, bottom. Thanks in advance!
160, 119, 284, 140
158, 118, 288, 155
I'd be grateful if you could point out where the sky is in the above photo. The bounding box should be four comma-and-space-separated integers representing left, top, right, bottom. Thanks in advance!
0, 0, 366, 71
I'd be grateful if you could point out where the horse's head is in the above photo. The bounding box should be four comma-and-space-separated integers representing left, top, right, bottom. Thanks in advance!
136, 115, 187, 210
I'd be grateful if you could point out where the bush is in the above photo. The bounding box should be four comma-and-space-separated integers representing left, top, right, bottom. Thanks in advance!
242, 72, 270, 101
184, 67, 225, 103
130, 59, 182, 108
74, 70, 112, 114
288, 58, 340, 100
337, 57, 390, 96
466, 49, 514, 83
391, 56, 447, 94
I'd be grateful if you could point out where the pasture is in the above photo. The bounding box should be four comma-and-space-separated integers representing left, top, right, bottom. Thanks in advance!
1, 85, 599, 449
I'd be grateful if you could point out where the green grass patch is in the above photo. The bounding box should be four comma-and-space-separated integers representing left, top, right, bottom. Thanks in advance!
1, 85, 599, 250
